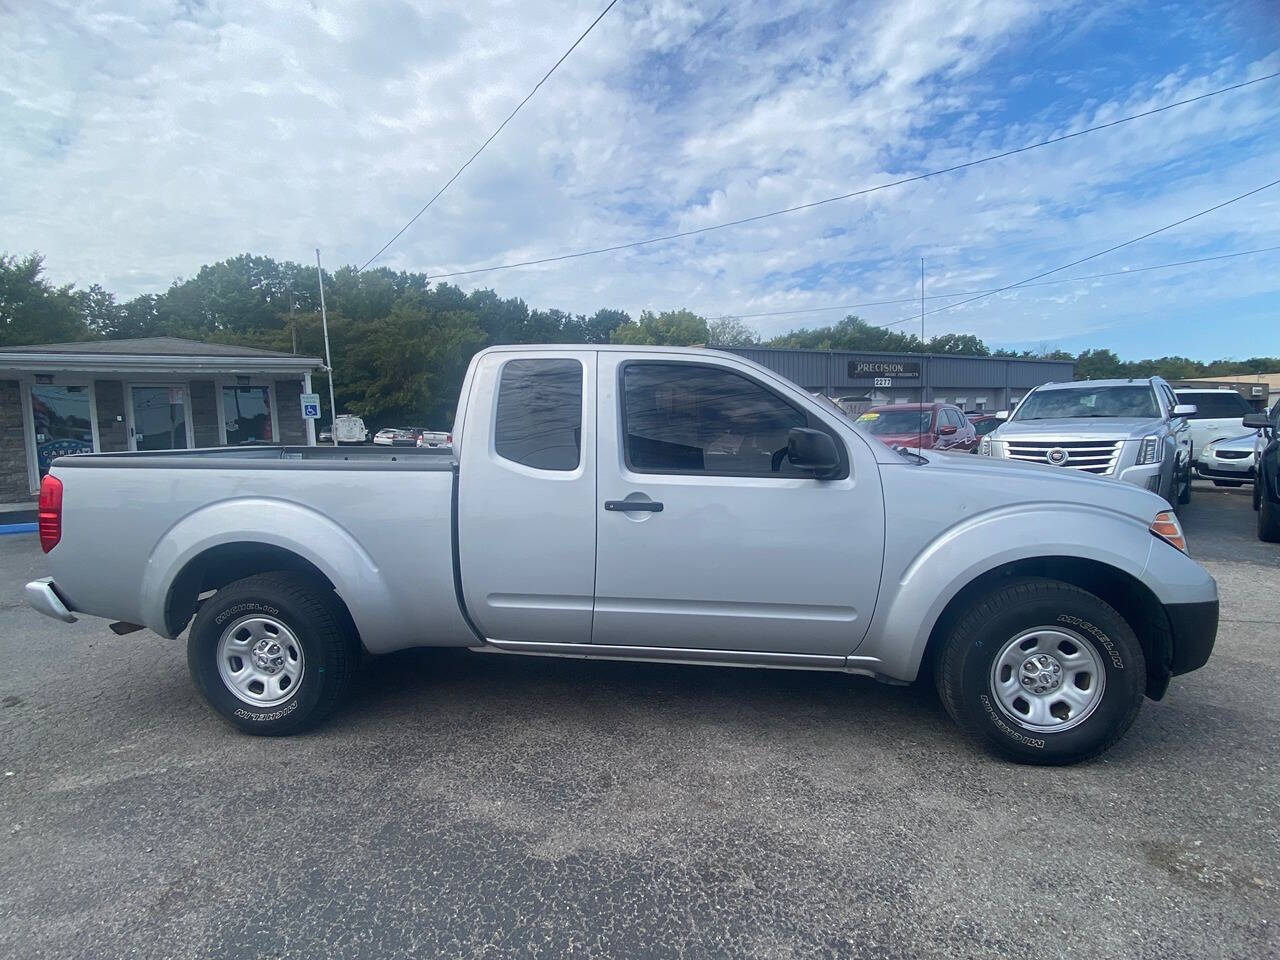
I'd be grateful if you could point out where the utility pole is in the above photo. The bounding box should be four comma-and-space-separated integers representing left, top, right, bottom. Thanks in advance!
919, 258, 926, 452
315, 249, 338, 445
289, 291, 297, 354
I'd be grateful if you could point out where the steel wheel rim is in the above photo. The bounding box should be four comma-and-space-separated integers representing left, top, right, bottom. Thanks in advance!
216, 615, 305, 708
989, 626, 1106, 733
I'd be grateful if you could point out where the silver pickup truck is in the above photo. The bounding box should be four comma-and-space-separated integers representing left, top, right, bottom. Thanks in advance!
980, 377, 1195, 508
26, 346, 1218, 764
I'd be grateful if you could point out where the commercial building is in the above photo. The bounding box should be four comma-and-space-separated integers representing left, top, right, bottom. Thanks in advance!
718, 346, 1074, 412
0, 337, 323, 504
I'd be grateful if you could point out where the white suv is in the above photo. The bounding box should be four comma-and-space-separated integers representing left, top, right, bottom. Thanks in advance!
1174, 388, 1256, 457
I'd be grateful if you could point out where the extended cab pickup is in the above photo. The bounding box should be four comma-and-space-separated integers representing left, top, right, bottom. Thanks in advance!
27, 346, 1219, 764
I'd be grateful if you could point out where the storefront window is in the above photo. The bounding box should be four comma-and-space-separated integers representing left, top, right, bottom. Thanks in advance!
223, 386, 273, 444
30, 384, 95, 475
131, 386, 189, 450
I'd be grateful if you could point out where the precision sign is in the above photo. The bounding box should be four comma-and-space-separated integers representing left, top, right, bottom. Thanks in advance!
848, 359, 922, 380
299, 393, 321, 419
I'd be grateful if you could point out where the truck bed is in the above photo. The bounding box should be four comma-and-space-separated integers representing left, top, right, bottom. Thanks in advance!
48, 445, 472, 653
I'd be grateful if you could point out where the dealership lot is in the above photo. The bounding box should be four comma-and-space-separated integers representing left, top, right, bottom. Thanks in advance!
0, 483, 1275, 960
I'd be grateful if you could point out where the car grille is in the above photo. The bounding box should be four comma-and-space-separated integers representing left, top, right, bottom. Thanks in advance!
1005, 439, 1123, 475
1216, 450, 1250, 460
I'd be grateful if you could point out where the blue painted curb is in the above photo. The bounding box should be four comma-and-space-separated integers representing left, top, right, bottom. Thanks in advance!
0, 523, 37, 535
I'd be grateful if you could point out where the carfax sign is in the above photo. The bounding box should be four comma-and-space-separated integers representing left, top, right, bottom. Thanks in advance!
848, 358, 922, 379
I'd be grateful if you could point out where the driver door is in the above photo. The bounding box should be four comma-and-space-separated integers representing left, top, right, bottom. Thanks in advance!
592, 354, 885, 656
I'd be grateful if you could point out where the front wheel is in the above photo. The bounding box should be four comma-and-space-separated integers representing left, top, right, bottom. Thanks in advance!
1260, 479, 1280, 542
1177, 459, 1192, 505
936, 578, 1145, 765
187, 572, 359, 735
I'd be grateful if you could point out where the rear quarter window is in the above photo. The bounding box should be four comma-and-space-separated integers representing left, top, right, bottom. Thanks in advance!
494, 358, 583, 470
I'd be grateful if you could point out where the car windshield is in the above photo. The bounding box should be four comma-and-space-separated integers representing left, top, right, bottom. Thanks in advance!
857, 410, 932, 434
1013, 386, 1158, 420
1176, 392, 1252, 419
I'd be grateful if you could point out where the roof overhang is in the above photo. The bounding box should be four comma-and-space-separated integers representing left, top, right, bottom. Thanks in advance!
0, 352, 324, 376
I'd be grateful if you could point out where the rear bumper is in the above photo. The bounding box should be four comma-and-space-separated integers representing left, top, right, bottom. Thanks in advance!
1166, 599, 1219, 676
25, 578, 77, 624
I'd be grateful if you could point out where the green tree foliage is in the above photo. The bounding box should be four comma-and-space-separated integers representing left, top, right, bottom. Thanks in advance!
5, 251, 1278, 427
0, 253, 95, 345
610, 308, 710, 345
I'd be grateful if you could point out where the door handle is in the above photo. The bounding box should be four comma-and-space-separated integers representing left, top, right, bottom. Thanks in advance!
604, 499, 663, 513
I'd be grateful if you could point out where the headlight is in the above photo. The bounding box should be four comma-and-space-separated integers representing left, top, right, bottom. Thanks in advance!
1149, 510, 1186, 553
1136, 435, 1163, 465
979, 436, 991, 456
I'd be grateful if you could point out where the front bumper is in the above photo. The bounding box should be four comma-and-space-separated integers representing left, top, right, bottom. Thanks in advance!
1166, 599, 1219, 676
1194, 458, 1254, 480
25, 578, 77, 623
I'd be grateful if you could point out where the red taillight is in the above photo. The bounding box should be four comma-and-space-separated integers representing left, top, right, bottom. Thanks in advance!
38, 474, 63, 553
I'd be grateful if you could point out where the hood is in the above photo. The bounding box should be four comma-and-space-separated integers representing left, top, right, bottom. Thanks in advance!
1206, 432, 1259, 452
871, 432, 937, 449
916, 447, 1169, 522
994, 416, 1160, 440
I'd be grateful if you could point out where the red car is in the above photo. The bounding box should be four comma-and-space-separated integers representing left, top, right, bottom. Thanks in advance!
855, 402, 978, 452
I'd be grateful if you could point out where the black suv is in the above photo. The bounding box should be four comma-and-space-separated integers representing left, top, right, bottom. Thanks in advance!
1245, 403, 1280, 542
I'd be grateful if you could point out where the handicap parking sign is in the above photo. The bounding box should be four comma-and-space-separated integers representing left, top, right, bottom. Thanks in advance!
300, 393, 321, 419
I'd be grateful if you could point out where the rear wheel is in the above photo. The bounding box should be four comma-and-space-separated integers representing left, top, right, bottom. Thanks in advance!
187, 572, 359, 735
936, 578, 1145, 765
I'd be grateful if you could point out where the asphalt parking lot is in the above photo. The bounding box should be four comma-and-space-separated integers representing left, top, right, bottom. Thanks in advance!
0, 481, 1276, 960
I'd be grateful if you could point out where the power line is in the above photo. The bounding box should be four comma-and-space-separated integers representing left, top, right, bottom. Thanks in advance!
876, 177, 1280, 329
358, 0, 621, 272
421, 71, 1280, 280
712, 245, 1280, 323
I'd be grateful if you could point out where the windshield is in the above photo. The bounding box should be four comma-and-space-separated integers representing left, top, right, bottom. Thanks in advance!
1013, 385, 1159, 420
1176, 392, 1252, 419
857, 409, 933, 434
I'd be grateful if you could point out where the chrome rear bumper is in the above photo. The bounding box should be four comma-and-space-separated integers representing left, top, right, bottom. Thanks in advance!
25, 578, 77, 623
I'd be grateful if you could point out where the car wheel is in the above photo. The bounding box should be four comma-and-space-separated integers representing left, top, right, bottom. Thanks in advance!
1177, 460, 1192, 505
1260, 480, 1280, 543
1253, 480, 1262, 511
1212, 480, 1244, 488
187, 571, 359, 735
936, 577, 1145, 765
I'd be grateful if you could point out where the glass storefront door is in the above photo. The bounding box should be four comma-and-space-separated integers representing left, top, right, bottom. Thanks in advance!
30, 384, 96, 476
222, 385, 274, 444
130, 385, 190, 450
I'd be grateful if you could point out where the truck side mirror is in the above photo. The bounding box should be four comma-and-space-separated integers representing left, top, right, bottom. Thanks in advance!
1242, 413, 1270, 431
995, 410, 1009, 421
938, 425, 957, 436
1172, 404, 1197, 418
787, 427, 840, 477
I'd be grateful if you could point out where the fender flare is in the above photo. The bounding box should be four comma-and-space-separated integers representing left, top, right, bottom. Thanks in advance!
138, 497, 397, 641
854, 503, 1156, 681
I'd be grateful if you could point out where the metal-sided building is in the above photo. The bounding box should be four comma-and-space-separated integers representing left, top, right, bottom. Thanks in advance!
717, 346, 1075, 412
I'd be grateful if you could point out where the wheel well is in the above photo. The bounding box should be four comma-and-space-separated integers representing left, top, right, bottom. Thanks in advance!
923, 556, 1173, 700
164, 542, 358, 643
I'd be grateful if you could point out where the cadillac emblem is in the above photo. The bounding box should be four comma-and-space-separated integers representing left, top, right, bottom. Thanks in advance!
1046, 447, 1069, 466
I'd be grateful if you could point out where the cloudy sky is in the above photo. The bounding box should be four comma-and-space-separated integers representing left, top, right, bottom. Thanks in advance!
3, 0, 1279, 359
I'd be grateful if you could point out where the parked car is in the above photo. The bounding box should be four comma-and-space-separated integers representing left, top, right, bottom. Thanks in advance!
372, 427, 422, 447
1245, 406, 1280, 542
1174, 388, 1256, 457
980, 377, 1194, 508
1195, 433, 1257, 487
26, 345, 1218, 765
319, 414, 369, 445
967, 415, 1003, 446
855, 403, 978, 452
416, 430, 452, 450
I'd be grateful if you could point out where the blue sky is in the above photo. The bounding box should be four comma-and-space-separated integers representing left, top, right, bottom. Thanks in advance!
2, 0, 1278, 360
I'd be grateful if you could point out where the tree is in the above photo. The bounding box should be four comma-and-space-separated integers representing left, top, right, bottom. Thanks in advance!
0, 253, 94, 345
925, 332, 989, 355
707, 316, 759, 346
611, 308, 709, 345
1074, 349, 1124, 380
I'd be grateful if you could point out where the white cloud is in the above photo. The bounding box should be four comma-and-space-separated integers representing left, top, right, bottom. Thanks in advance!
2, 0, 1278, 357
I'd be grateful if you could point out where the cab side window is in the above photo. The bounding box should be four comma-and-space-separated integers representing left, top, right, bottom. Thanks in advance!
494, 358, 583, 470
621, 362, 830, 477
